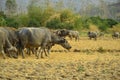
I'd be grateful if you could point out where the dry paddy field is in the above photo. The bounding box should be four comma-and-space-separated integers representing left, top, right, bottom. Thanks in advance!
0, 37, 120, 80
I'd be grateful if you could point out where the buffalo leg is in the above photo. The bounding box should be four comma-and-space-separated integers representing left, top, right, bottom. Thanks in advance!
1, 50, 6, 59
21, 48, 25, 59
47, 46, 52, 55
44, 49, 48, 57
8, 51, 13, 58
26, 48, 31, 55
41, 49, 44, 58
36, 47, 42, 59
12, 52, 18, 59
95, 37, 97, 40
89, 37, 91, 40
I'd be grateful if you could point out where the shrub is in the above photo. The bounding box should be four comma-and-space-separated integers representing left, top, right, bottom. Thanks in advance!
97, 47, 105, 53
105, 19, 118, 28
46, 17, 74, 29
0, 11, 6, 18
77, 65, 85, 72
60, 10, 73, 22
28, 6, 54, 27
0, 17, 7, 26
112, 23, 120, 32
28, 19, 40, 27
89, 24, 99, 31
46, 18, 61, 29
17, 14, 29, 27
74, 17, 89, 30
86, 16, 118, 31
0, 11, 7, 26
6, 17, 20, 28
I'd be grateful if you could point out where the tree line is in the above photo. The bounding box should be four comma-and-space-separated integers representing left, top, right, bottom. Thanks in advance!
0, 0, 119, 32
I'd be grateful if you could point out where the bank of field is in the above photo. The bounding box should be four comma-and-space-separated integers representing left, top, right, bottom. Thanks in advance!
0, 37, 120, 80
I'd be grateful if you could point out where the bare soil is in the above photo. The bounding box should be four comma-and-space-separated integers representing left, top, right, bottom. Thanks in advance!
0, 38, 120, 80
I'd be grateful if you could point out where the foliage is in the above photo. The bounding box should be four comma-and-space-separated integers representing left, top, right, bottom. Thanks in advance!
0, 2, 119, 31
112, 23, 120, 32
17, 14, 29, 27
28, 5, 54, 27
46, 9, 74, 29
28, 19, 40, 27
77, 65, 85, 72
97, 47, 105, 53
86, 17, 118, 31
28, 6, 43, 27
0, 11, 7, 26
46, 17, 74, 29
74, 16, 89, 30
0, 17, 6, 26
60, 10, 73, 22
0, 11, 6, 18
106, 19, 118, 28
5, 17, 20, 28
89, 24, 99, 31
46, 18, 61, 29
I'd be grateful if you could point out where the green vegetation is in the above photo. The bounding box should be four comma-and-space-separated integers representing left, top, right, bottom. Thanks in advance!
0, 2, 119, 32
77, 65, 85, 72
86, 17, 118, 31
97, 47, 105, 53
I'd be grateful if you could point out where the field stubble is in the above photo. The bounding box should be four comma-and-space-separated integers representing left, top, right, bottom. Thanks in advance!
0, 37, 120, 80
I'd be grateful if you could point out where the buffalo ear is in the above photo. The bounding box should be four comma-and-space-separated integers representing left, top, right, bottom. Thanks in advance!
60, 38, 66, 43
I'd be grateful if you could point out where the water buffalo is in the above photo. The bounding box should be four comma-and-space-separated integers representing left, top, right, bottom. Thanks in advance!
17, 27, 71, 59
55, 29, 80, 41
0, 29, 17, 59
88, 31, 98, 40
0, 27, 18, 58
68, 30, 80, 41
55, 29, 69, 38
0, 27, 18, 46
112, 32, 120, 39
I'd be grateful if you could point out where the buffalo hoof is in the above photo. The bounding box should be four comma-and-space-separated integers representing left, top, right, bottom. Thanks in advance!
22, 57, 25, 59
13, 56, 18, 59
41, 56, 44, 58
3, 57, 6, 59
36, 56, 39, 59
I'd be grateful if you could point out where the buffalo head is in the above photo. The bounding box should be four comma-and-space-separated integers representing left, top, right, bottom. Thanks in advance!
57, 38, 72, 50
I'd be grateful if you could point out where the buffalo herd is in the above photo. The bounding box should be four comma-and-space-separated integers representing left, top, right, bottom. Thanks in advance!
0, 27, 119, 59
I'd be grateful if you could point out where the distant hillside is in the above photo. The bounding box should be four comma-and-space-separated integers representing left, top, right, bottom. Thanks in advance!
108, 2, 120, 21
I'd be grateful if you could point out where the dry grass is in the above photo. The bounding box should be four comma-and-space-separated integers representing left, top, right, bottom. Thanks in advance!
89, 24, 99, 31
0, 37, 120, 80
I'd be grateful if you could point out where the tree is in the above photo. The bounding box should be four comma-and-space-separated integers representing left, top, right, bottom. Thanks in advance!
0, 11, 7, 26
0, 17, 6, 26
5, 0, 17, 16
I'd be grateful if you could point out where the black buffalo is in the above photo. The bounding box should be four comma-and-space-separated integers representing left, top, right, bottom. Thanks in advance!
0, 27, 18, 46
112, 32, 120, 39
17, 27, 71, 59
88, 31, 98, 40
0, 27, 18, 58
0, 29, 17, 59
55, 29, 70, 38
68, 30, 80, 41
